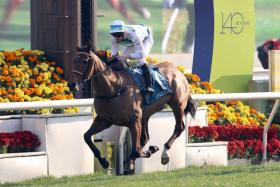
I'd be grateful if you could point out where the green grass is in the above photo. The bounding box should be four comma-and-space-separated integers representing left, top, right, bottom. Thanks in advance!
1, 163, 280, 187
0, 0, 280, 52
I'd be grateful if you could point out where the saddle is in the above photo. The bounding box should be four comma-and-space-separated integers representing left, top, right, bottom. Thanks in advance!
101, 57, 172, 105
126, 64, 173, 105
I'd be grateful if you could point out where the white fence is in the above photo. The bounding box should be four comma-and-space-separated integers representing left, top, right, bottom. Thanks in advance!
0, 99, 94, 111
1, 92, 279, 163
191, 92, 280, 162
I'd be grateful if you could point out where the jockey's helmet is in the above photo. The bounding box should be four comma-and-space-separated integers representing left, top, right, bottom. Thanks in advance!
109, 20, 126, 34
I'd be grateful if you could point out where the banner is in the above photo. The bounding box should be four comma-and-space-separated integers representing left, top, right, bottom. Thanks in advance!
193, 0, 255, 92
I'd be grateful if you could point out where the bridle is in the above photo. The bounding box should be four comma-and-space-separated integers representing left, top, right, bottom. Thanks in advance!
72, 51, 95, 89
71, 51, 128, 99
72, 51, 113, 88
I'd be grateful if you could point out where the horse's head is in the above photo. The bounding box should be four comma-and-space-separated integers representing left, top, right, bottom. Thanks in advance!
68, 42, 96, 93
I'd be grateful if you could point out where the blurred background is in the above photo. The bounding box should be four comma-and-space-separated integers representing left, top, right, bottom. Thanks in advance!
0, 0, 279, 53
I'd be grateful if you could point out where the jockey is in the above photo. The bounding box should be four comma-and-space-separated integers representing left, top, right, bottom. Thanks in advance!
109, 20, 154, 93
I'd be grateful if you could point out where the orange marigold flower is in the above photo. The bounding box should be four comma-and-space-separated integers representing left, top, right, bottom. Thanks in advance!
28, 56, 37, 62
4, 51, 18, 61
5, 76, 12, 82
2, 69, 9, 76
22, 50, 32, 56
35, 88, 42, 95
53, 73, 60, 81
66, 94, 74, 99
36, 76, 43, 82
191, 74, 200, 82
249, 108, 258, 114
56, 67, 64, 75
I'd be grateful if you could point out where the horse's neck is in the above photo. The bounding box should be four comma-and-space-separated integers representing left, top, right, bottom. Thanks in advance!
91, 54, 121, 95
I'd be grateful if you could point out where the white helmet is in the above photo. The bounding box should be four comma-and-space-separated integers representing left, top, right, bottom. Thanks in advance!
109, 20, 125, 34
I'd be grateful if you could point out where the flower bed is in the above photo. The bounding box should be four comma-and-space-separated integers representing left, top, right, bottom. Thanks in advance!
0, 131, 40, 154
188, 125, 280, 161
0, 49, 78, 114
184, 73, 268, 126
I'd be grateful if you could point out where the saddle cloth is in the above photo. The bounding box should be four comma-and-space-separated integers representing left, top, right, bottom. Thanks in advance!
127, 64, 173, 105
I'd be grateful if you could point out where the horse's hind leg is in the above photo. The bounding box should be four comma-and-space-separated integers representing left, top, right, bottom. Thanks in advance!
141, 117, 159, 157
161, 104, 185, 165
140, 117, 150, 147
84, 116, 112, 169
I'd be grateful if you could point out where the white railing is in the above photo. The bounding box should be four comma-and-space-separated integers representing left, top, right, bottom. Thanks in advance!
191, 92, 280, 162
1, 93, 278, 164
0, 99, 94, 111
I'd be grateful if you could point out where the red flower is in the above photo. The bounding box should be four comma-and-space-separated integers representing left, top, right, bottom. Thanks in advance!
189, 125, 280, 160
0, 131, 41, 153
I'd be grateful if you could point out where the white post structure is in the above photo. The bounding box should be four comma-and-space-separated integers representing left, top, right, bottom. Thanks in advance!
191, 92, 280, 163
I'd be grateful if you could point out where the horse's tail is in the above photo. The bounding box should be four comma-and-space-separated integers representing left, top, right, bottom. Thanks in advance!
184, 96, 197, 118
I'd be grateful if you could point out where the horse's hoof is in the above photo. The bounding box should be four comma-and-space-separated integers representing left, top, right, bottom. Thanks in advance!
99, 157, 109, 169
143, 150, 151, 158
124, 168, 135, 175
123, 166, 135, 175
149, 145, 159, 154
161, 156, 169, 165
124, 162, 135, 175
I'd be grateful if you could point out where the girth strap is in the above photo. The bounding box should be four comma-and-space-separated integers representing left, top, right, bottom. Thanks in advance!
95, 86, 128, 100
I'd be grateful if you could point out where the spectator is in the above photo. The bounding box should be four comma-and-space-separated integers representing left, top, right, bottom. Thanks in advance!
163, 0, 186, 9
182, 1, 194, 53
257, 38, 280, 69
107, 0, 151, 24
0, 0, 24, 30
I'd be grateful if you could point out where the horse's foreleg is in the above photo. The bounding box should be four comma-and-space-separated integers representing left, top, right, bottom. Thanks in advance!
84, 116, 112, 169
140, 118, 150, 147
124, 119, 143, 174
161, 107, 185, 165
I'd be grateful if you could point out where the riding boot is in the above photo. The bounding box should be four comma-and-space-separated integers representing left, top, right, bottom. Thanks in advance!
141, 64, 154, 94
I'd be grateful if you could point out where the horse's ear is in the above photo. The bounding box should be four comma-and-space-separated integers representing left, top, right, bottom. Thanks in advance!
86, 40, 93, 50
87, 40, 97, 53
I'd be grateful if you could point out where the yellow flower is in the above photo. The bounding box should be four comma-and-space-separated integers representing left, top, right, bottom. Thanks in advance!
33, 68, 39, 75
32, 50, 44, 56
44, 86, 53, 95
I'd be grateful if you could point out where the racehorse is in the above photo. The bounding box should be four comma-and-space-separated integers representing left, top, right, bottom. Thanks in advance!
68, 42, 196, 174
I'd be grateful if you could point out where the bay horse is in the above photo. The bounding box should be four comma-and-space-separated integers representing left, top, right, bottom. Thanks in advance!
68, 43, 196, 174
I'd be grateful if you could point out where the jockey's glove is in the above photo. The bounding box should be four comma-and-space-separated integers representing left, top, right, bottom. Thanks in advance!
117, 55, 131, 62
